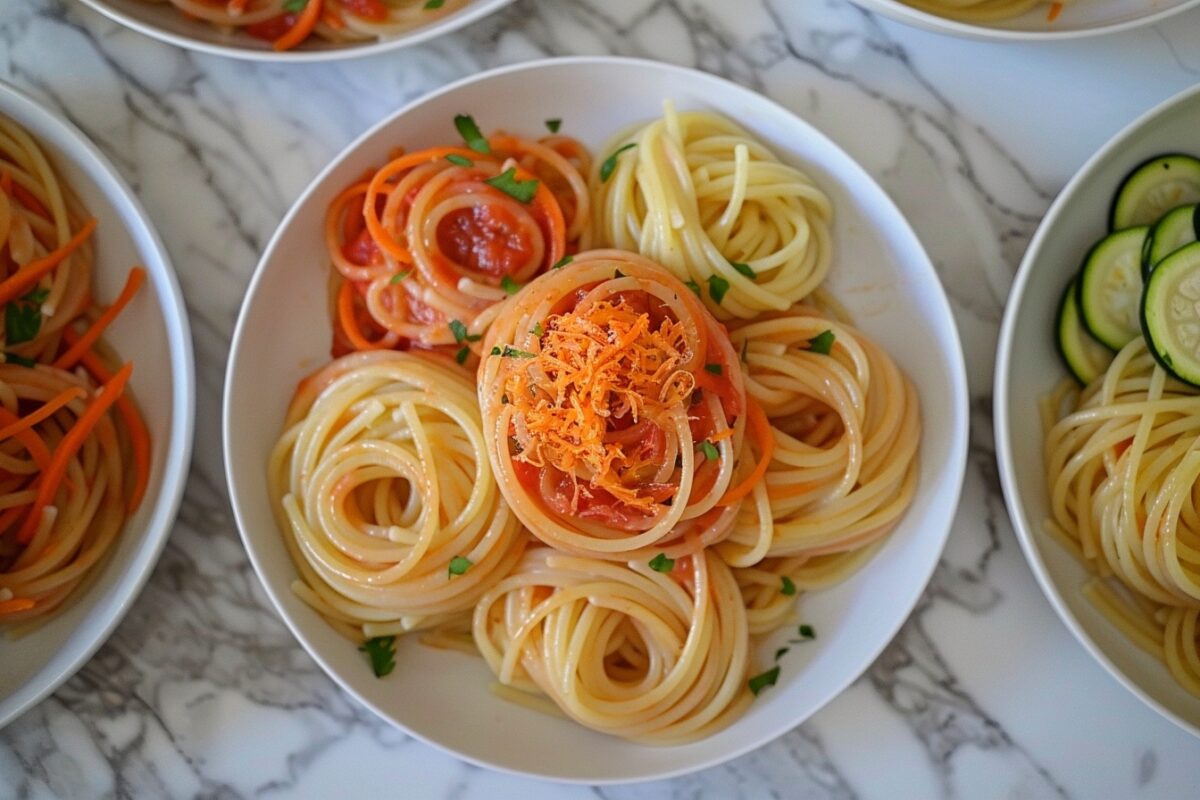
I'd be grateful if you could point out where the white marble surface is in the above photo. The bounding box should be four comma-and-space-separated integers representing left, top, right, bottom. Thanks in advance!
2, 1, 1200, 797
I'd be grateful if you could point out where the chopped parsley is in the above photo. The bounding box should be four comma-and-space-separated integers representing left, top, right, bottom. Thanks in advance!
497, 345, 535, 359
389, 269, 411, 284
781, 576, 796, 596
683, 279, 701, 297
808, 330, 835, 355
490, 346, 502, 355
700, 441, 719, 461
455, 346, 470, 365
448, 319, 481, 344
4, 352, 35, 368
545, 118, 562, 133
445, 153, 473, 167
798, 624, 815, 639
729, 260, 757, 280
599, 143, 636, 182
5, 287, 47, 346
454, 113, 491, 154
531, 322, 544, 337
707, 274, 730, 305
485, 167, 538, 203
774, 647, 789, 662
282, 0, 307, 10
448, 555, 473, 576
424, 0, 445, 7
613, 268, 625, 279
500, 275, 522, 295
703, 363, 722, 375
358, 636, 396, 678
551, 255, 573, 269
748, 666, 780, 696
648, 553, 675, 573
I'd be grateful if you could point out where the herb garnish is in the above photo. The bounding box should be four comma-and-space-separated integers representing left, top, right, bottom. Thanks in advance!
4, 353, 35, 368
448, 555, 473, 576
485, 167, 538, 203
448, 319, 481, 344
500, 275, 522, 295
552, 255, 573, 269
359, 636, 396, 678
498, 345, 535, 359
531, 322, 544, 337
684, 280, 701, 297
424, 0, 445, 7
648, 553, 675, 573
707, 274, 730, 305
599, 143, 636, 182
455, 347, 470, 365
704, 363, 722, 376
798, 624, 815, 639
748, 666, 780, 696
730, 261, 757, 280
445, 153, 474, 167
808, 330, 835, 355
282, 0, 307, 11
454, 113, 491, 154
774, 647, 789, 662
700, 441, 719, 461
389, 269, 411, 284
5, 287, 47, 346
545, 118, 562, 133
781, 576, 796, 596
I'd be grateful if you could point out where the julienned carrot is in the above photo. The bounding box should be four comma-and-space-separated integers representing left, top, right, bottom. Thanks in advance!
0, 171, 47, 220
0, 406, 52, 472
17, 361, 131, 544
61, 329, 150, 513
53, 267, 145, 370
0, 218, 96, 306
337, 280, 394, 351
1047, 2, 1063, 22
273, 0, 323, 51
0, 386, 85, 442
716, 397, 775, 507
0, 598, 35, 614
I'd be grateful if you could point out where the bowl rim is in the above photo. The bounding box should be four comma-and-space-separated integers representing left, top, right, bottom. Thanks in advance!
852, 0, 1200, 41
223, 54, 970, 783
994, 81, 1200, 741
0, 78, 196, 730
75, 0, 516, 63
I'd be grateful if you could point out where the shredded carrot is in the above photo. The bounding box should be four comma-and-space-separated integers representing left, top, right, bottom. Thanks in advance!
707, 427, 735, 443
1047, 2, 1063, 22
0, 218, 96, 306
17, 362, 131, 544
322, 6, 346, 29
337, 280, 392, 351
717, 397, 774, 506
61, 329, 150, 513
0, 170, 49, 220
0, 598, 35, 614
0, 406, 53, 472
0, 386, 85, 442
54, 267, 145, 370
273, 0, 323, 51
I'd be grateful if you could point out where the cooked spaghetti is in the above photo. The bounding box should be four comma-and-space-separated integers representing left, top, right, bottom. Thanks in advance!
899, 0, 1074, 23
473, 547, 751, 744
478, 249, 752, 561
136, 0, 469, 52
328, 123, 590, 354
269, 350, 527, 639
1043, 339, 1200, 696
0, 115, 150, 633
591, 103, 832, 320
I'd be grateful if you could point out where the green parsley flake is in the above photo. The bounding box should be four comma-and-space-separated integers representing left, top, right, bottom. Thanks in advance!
704, 363, 722, 375
485, 167, 538, 203
424, 0, 444, 7
282, 0, 306, 10
448, 555, 473, 576
454, 113, 490, 154
490, 346, 502, 356
531, 322, 544, 337
5, 288, 46, 346
545, 118, 562, 133
500, 275, 522, 295
798, 624, 815, 639
781, 576, 796, 596
707, 274, 730, 305
808, 330, 835, 355
358, 636, 396, 678
389, 270, 411, 285
4, 352, 35, 368
774, 647, 789, 662
500, 345, 535, 359
684, 279, 701, 297
448, 319, 469, 343
455, 346, 470, 365
648, 553, 675, 573
445, 153, 474, 167
599, 143, 636, 182
700, 441, 719, 461
730, 261, 757, 280
552, 255, 573, 269
613, 269, 625, 279
748, 666, 780, 696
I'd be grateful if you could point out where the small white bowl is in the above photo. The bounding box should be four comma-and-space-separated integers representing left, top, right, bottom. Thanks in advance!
852, 0, 1200, 40
0, 81, 194, 728
224, 56, 969, 782
76, 0, 514, 62
996, 84, 1200, 738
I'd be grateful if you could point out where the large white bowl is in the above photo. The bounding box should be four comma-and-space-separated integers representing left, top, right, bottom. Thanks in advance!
996, 84, 1200, 738
852, 0, 1200, 40
223, 56, 969, 783
76, 0, 514, 62
0, 81, 194, 728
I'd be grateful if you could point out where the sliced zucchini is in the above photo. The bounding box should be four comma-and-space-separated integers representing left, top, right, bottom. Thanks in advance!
1142, 203, 1200, 276
1141, 241, 1200, 386
1077, 226, 1149, 350
1057, 277, 1113, 385
1110, 154, 1200, 230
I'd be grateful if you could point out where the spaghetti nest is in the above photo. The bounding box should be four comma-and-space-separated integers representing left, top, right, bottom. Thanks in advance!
899, 0, 1072, 23
480, 249, 751, 560
328, 131, 591, 353
270, 350, 527, 639
592, 102, 832, 320
1044, 339, 1200, 695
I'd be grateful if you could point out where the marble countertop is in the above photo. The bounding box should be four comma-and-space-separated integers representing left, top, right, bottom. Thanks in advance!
3, 0, 1200, 797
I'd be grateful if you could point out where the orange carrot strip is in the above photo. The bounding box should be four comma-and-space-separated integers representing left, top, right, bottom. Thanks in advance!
53, 267, 145, 370
322, 6, 345, 29
17, 362, 131, 544
273, 0, 323, 51
0, 386, 85, 442
61, 329, 150, 513
0, 218, 96, 306
717, 397, 774, 506
0, 406, 53, 471
0, 598, 35, 614
1047, 2, 1063, 22
707, 427, 735, 443
337, 280, 392, 351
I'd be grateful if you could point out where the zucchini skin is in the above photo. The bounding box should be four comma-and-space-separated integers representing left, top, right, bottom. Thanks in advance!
1108, 152, 1200, 230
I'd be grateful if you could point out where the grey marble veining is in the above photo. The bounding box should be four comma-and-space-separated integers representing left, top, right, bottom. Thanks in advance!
2, 1, 1200, 797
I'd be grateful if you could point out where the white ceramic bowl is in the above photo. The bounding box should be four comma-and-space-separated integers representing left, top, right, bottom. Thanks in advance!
76, 0, 514, 61
0, 81, 194, 729
852, 0, 1200, 40
996, 84, 1200, 738
224, 56, 969, 782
